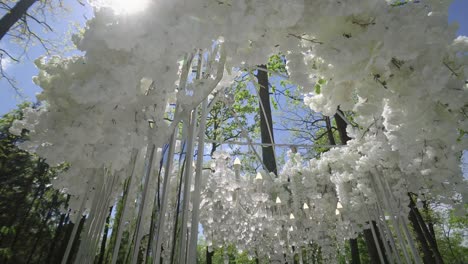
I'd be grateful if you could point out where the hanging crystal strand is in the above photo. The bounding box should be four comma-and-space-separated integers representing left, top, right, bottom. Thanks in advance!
130, 137, 157, 264
178, 108, 198, 264
369, 172, 412, 264
61, 176, 91, 264
154, 129, 178, 264
374, 201, 402, 264
75, 168, 105, 263
111, 149, 139, 264
379, 175, 423, 264
233, 157, 241, 207
187, 49, 208, 264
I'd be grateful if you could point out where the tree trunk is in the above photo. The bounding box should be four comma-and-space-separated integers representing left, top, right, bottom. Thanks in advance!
0, 0, 38, 41
97, 206, 113, 264
409, 203, 435, 263
9, 159, 48, 252
333, 109, 351, 144
324, 116, 336, 145
55, 221, 74, 264
256, 64, 277, 176
66, 215, 86, 264
349, 238, 361, 264
408, 194, 444, 264
363, 228, 383, 264
422, 200, 437, 244
47, 212, 67, 262
46, 195, 71, 263
206, 247, 214, 264
26, 191, 60, 264
372, 221, 389, 264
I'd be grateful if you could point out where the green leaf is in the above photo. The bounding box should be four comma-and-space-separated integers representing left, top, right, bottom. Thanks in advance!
314, 84, 321, 94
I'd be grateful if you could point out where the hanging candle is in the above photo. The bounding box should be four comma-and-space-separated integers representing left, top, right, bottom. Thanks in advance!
337, 201, 343, 209
276, 197, 282, 204
255, 172, 263, 180
255, 172, 263, 193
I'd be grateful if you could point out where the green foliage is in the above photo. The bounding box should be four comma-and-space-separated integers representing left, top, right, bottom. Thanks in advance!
312, 78, 326, 95
435, 205, 468, 264
390, 1, 409, 7
267, 54, 287, 75
0, 104, 70, 264
205, 70, 261, 173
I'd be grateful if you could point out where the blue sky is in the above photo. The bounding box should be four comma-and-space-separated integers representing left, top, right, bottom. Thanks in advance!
0, 0, 92, 115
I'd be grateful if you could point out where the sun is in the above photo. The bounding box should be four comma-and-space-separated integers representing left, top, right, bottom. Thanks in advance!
94, 0, 150, 15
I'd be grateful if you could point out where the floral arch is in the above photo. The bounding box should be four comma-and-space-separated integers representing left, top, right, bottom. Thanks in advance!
9, 0, 467, 263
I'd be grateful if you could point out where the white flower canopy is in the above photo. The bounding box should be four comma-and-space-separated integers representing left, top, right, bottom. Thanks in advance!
10, 0, 467, 263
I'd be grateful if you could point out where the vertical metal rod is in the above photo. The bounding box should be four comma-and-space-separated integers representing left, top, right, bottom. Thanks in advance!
75, 169, 105, 262
145, 148, 163, 263
375, 202, 402, 264
84, 172, 110, 263
370, 172, 412, 264
178, 109, 198, 264
371, 207, 395, 264
88, 171, 117, 263
187, 102, 208, 263
111, 149, 139, 264
187, 50, 207, 264
154, 130, 178, 264
83, 169, 112, 263
131, 143, 156, 264
369, 218, 385, 264
61, 178, 91, 264
380, 175, 423, 264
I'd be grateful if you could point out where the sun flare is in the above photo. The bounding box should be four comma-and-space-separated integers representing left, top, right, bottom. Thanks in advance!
95, 0, 150, 15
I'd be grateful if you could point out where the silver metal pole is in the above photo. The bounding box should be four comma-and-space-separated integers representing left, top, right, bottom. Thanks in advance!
154, 130, 178, 264
369, 172, 412, 264
61, 179, 91, 264
130, 143, 156, 264
75, 169, 105, 263
111, 149, 139, 264
178, 109, 198, 264
187, 97, 208, 263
